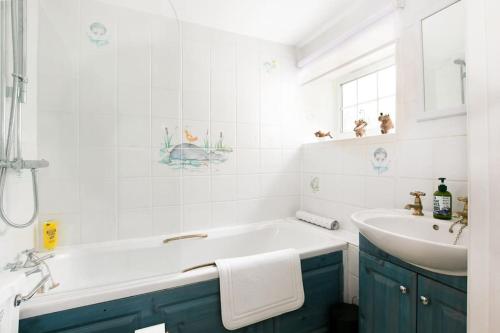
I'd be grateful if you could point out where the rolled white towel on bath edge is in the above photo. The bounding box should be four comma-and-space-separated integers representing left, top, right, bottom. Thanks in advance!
295, 210, 340, 230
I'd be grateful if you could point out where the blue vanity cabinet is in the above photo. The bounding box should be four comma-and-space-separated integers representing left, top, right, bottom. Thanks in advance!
359, 252, 417, 333
417, 275, 467, 333
359, 235, 467, 333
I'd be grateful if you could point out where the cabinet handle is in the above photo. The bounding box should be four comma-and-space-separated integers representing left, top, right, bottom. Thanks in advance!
399, 285, 408, 294
420, 296, 430, 305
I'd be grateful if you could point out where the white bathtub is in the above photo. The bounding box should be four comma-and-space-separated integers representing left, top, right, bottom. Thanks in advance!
20, 219, 349, 319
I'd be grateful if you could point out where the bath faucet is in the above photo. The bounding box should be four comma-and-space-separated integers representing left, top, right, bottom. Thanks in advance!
4, 248, 55, 271
404, 191, 425, 216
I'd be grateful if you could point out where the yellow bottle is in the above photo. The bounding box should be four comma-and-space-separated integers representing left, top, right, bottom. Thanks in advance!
43, 220, 58, 250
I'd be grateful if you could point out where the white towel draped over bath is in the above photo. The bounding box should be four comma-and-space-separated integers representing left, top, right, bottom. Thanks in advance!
215, 249, 305, 330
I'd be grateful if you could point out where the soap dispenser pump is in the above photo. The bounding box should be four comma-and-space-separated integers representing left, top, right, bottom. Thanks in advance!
433, 178, 452, 220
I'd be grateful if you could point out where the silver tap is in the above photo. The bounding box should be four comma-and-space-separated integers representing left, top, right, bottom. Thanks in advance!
5, 249, 59, 306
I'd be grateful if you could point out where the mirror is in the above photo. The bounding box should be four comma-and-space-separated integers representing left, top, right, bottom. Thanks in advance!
421, 1, 465, 114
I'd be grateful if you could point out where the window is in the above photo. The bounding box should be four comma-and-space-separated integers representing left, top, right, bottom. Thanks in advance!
340, 64, 396, 134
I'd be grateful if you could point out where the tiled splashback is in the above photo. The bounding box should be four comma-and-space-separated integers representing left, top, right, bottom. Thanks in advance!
37, 0, 302, 245
301, 135, 468, 232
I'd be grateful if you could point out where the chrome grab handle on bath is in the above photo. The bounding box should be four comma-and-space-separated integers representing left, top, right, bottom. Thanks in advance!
163, 233, 208, 244
400, 285, 408, 294
420, 296, 430, 305
182, 262, 216, 273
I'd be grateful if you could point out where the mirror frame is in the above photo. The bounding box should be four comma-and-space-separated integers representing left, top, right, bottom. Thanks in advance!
417, 0, 466, 122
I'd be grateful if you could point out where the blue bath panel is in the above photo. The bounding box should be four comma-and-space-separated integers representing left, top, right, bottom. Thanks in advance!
19, 251, 343, 333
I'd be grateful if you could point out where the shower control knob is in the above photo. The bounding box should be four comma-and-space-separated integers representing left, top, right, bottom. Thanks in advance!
399, 285, 408, 294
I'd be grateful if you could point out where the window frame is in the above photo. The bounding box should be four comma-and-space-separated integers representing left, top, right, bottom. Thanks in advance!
334, 57, 397, 139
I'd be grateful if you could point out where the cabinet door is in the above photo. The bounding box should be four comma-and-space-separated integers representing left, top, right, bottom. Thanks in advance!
359, 252, 417, 333
417, 276, 466, 333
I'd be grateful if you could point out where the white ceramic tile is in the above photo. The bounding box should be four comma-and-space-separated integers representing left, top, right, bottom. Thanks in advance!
236, 123, 259, 148
118, 114, 149, 148
319, 174, 341, 202
237, 199, 264, 224
211, 70, 236, 122
260, 124, 282, 149
118, 208, 153, 239
39, 75, 77, 112
152, 178, 181, 206
342, 145, 367, 176
282, 149, 301, 173
260, 174, 300, 197
237, 149, 260, 174
80, 210, 117, 243
119, 178, 152, 209
212, 201, 237, 228
183, 176, 210, 204
365, 176, 396, 209
237, 175, 261, 199
183, 203, 211, 231
152, 88, 180, 118
118, 148, 150, 178
38, 178, 79, 214
79, 113, 116, 147
152, 206, 182, 235
211, 175, 237, 202
183, 90, 209, 121
118, 82, 150, 116
80, 179, 115, 213
432, 136, 467, 181
80, 148, 115, 179
260, 149, 283, 173
397, 139, 433, 179
339, 175, 365, 207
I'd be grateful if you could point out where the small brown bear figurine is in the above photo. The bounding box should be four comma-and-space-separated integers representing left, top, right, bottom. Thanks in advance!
353, 119, 368, 138
378, 113, 394, 134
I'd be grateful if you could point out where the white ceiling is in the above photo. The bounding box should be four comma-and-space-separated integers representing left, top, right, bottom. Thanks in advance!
167, 0, 394, 46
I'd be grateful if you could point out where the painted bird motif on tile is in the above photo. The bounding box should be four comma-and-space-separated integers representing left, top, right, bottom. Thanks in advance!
184, 130, 198, 143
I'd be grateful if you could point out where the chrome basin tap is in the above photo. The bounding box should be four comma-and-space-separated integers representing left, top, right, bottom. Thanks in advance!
404, 191, 425, 216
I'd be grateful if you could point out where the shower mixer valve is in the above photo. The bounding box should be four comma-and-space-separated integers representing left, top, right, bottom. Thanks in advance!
0, 159, 49, 171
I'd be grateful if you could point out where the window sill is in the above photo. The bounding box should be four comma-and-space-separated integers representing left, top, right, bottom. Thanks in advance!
305, 132, 397, 146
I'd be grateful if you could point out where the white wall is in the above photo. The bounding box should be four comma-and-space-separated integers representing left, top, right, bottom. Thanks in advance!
36, 0, 303, 246
466, 0, 500, 331
0, 0, 39, 267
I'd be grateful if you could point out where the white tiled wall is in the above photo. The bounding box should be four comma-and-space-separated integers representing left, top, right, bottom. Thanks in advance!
37, 0, 302, 246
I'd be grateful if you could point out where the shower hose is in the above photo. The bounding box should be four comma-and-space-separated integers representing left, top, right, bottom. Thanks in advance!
0, 0, 41, 229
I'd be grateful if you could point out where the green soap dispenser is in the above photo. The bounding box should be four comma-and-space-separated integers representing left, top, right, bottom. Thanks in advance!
433, 178, 452, 220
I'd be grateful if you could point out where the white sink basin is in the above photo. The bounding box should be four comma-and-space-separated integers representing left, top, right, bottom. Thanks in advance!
351, 209, 468, 276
